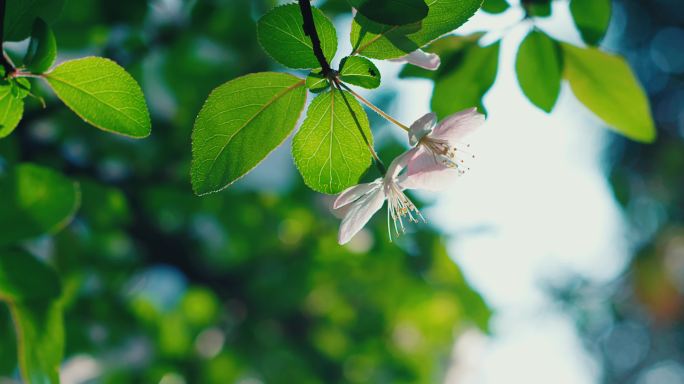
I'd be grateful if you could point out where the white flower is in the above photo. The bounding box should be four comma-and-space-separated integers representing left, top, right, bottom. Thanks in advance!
389, 49, 441, 70
403, 108, 485, 191
333, 151, 427, 245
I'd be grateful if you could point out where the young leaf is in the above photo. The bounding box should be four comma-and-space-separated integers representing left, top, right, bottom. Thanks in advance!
4, 0, 65, 41
350, 0, 481, 59
347, 0, 429, 25
0, 163, 80, 246
192, 72, 307, 195
481, 0, 510, 14
306, 71, 330, 93
515, 30, 562, 112
339, 56, 381, 89
570, 0, 611, 46
23, 18, 58, 74
563, 44, 655, 142
292, 89, 373, 194
432, 42, 500, 118
44, 57, 151, 138
257, 4, 337, 69
0, 84, 24, 139
10, 302, 64, 384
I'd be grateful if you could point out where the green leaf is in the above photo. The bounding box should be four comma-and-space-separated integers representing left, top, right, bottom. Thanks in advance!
570, 0, 611, 46
347, 0, 429, 25
44, 57, 151, 138
0, 164, 80, 246
10, 302, 64, 384
339, 56, 381, 89
4, 0, 65, 41
432, 42, 500, 118
192, 72, 307, 195
524, 0, 551, 17
481, 0, 510, 14
0, 250, 61, 302
257, 4, 337, 69
292, 89, 373, 194
515, 30, 562, 112
306, 71, 330, 93
563, 44, 655, 142
399, 33, 483, 80
350, 0, 481, 59
0, 84, 24, 139
24, 18, 58, 74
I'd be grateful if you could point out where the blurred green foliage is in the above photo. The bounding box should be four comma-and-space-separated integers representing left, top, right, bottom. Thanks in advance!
0, 0, 490, 382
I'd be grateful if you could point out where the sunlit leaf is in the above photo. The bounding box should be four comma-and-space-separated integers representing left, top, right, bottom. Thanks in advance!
563, 43, 655, 142
0, 163, 80, 246
432, 42, 500, 118
516, 30, 561, 112
339, 56, 381, 89
292, 89, 372, 194
0, 84, 24, 139
192, 72, 307, 195
4, 0, 65, 41
45, 57, 151, 138
347, 0, 429, 25
23, 18, 58, 74
350, 0, 481, 59
257, 4, 337, 69
570, 0, 611, 46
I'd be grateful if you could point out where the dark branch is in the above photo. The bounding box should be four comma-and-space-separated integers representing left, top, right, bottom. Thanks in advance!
0, 0, 14, 76
298, 0, 332, 75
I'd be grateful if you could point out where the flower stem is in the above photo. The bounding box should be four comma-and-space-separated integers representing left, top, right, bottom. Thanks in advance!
336, 81, 410, 132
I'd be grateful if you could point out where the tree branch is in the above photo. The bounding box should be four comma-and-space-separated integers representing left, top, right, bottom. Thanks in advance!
298, 0, 332, 75
0, 0, 15, 76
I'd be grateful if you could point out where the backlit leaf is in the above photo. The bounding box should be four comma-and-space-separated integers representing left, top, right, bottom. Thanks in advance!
0, 84, 24, 139
24, 18, 58, 74
4, 0, 65, 41
292, 89, 373, 194
515, 30, 562, 112
257, 4, 337, 69
563, 43, 655, 142
192, 72, 307, 195
570, 0, 611, 46
45, 57, 151, 138
347, 0, 429, 25
339, 56, 381, 89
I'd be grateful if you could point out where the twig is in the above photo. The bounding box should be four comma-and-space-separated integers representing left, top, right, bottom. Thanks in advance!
0, 0, 14, 75
298, 0, 332, 75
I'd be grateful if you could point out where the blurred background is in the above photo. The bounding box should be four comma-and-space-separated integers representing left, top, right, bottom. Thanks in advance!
1, 0, 684, 383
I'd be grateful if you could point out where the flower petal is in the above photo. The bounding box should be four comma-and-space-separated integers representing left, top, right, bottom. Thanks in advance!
431, 108, 485, 142
385, 147, 419, 180
338, 188, 386, 245
390, 50, 441, 70
399, 146, 456, 191
408, 112, 437, 146
333, 180, 382, 209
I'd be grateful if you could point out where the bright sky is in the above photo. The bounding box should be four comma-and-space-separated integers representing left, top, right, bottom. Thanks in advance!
359, 2, 632, 383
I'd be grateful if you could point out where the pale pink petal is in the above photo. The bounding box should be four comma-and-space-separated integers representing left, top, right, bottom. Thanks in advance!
389, 50, 441, 70
338, 189, 386, 245
333, 180, 382, 209
408, 112, 437, 146
385, 147, 419, 180
431, 108, 485, 142
399, 146, 455, 191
